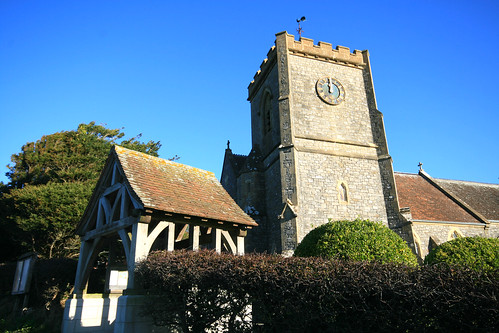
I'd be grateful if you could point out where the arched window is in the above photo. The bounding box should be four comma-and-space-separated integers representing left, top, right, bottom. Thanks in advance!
262, 91, 272, 134
338, 181, 349, 204
448, 228, 463, 241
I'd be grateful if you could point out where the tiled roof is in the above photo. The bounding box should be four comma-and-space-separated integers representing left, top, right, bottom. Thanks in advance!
114, 146, 257, 227
435, 178, 499, 221
394, 172, 481, 223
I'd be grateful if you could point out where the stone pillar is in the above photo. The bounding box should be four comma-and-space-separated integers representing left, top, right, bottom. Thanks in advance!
275, 32, 299, 256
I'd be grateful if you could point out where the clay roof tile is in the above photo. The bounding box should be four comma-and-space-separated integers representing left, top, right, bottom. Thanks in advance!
395, 172, 481, 223
114, 146, 257, 226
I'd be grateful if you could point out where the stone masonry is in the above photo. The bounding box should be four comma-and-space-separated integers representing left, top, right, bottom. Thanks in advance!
221, 31, 498, 258
222, 32, 404, 256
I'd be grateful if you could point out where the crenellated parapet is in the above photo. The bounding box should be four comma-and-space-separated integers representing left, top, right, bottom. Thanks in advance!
248, 32, 368, 100
248, 45, 277, 100
285, 33, 367, 67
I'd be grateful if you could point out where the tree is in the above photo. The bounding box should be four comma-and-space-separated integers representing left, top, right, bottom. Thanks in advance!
424, 236, 499, 272
294, 219, 418, 266
6, 122, 161, 188
0, 122, 162, 260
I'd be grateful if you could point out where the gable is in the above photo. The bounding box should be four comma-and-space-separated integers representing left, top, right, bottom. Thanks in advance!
76, 151, 143, 235
77, 146, 257, 237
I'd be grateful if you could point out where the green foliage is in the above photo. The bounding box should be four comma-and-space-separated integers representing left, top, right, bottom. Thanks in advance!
6, 121, 161, 188
424, 236, 499, 272
0, 122, 162, 259
0, 317, 54, 333
0, 181, 94, 258
294, 219, 418, 266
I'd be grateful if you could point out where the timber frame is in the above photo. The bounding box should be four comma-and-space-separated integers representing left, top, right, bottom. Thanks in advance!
73, 146, 256, 295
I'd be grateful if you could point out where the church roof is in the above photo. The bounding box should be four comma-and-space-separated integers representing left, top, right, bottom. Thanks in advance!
103, 146, 257, 227
434, 178, 499, 221
394, 172, 490, 223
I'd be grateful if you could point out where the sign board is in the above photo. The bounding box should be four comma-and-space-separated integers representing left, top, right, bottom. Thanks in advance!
108, 270, 128, 291
12, 253, 37, 295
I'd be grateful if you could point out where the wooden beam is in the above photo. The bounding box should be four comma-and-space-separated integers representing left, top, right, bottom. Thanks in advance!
176, 224, 188, 242
221, 230, 237, 254
81, 216, 137, 241
74, 237, 102, 293
145, 210, 252, 233
102, 182, 122, 197
118, 229, 131, 262
145, 221, 170, 254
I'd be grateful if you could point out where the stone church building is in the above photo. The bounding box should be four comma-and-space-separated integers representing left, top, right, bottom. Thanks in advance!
63, 31, 498, 332
221, 31, 499, 259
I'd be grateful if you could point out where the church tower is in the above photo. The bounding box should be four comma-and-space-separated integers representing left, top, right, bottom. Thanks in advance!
222, 32, 406, 256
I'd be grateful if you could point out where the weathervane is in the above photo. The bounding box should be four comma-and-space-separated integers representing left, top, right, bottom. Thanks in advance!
296, 16, 306, 39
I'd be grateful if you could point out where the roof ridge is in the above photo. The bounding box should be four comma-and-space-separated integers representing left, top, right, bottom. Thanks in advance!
114, 145, 215, 178
394, 170, 498, 186
394, 171, 418, 176
434, 177, 499, 187
419, 170, 490, 226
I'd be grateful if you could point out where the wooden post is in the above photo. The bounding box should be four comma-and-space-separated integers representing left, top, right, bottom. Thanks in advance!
167, 223, 175, 251
191, 225, 200, 251
215, 229, 222, 253
127, 222, 149, 290
237, 236, 245, 256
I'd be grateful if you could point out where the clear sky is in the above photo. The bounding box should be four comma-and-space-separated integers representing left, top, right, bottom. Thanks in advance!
1, 0, 498, 185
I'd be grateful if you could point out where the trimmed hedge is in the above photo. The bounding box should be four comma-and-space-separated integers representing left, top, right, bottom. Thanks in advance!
136, 250, 498, 332
425, 236, 499, 271
294, 219, 418, 266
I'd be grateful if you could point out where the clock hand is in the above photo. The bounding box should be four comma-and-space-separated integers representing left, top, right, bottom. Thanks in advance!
328, 78, 333, 94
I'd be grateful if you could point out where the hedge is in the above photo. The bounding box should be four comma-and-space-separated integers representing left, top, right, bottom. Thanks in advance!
294, 219, 418, 266
136, 250, 498, 332
425, 236, 499, 272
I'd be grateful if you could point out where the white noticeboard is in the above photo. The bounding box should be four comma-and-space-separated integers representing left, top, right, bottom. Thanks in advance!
12, 254, 36, 295
108, 270, 128, 291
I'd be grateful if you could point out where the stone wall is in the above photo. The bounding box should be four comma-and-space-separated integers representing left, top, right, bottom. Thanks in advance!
289, 54, 374, 145
286, 49, 393, 244
262, 155, 283, 253
295, 151, 388, 243
411, 222, 499, 258
250, 64, 280, 157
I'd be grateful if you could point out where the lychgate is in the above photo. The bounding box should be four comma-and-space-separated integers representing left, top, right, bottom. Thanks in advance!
62, 145, 256, 333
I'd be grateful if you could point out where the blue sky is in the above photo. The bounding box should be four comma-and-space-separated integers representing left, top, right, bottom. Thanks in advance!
1, 0, 498, 185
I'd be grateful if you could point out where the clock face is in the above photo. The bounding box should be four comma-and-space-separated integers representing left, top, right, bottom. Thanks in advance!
316, 77, 345, 105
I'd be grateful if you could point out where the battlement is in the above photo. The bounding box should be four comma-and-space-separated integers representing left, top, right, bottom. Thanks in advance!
248, 32, 368, 100
247, 45, 277, 100
285, 33, 367, 67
